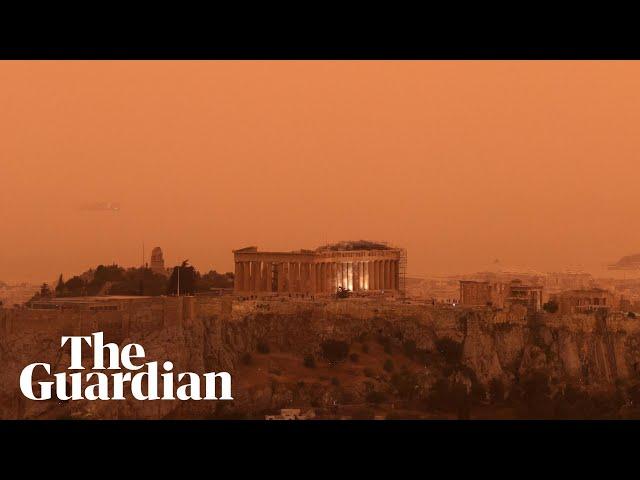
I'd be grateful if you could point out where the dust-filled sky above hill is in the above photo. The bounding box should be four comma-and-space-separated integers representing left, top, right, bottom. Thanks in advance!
1, 61, 640, 283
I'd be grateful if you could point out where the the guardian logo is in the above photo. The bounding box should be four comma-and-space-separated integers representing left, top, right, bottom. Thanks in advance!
19, 332, 233, 401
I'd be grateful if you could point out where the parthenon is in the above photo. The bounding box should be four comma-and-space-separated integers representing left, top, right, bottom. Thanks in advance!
233, 241, 404, 295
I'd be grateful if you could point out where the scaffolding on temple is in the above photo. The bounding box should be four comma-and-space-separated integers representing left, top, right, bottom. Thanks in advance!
398, 247, 408, 298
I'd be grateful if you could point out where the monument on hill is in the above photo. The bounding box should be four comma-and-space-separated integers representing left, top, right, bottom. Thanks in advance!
150, 247, 167, 275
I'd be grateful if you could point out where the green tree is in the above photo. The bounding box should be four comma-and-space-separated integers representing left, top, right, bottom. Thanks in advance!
167, 260, 197, 295
64, 276, 86, 295
196, 270, 234, 291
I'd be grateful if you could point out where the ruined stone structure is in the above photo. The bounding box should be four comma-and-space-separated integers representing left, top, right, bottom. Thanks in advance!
460, 279, 541, 312
505, 280, 543, 313
233, 241, 403, 295
460, 280, 491, 306
459, 281, 504, 307
550, 288, 614, 315
150, 247, 166, 275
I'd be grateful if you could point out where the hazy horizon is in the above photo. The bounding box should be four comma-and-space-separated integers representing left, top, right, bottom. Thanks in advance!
2, 61, 640, 284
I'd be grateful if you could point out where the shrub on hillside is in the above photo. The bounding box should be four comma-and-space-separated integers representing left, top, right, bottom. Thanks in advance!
436, 338, 463, 365
391, 370, 419, 400
321, 340, 350, 365
241, 353, 252, 366
303, 354, 316, 369
366, 391, 387, 404
489, 378, 505, 403
383, 359, 394, 373
377, 336, 393, 354
403, 340, 417, 359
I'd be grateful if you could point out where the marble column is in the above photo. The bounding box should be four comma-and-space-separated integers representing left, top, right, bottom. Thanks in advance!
303, 262, 307, 293
328, 262, 335, 292
316, 263, 322, 293
389, 260, 395, 290
234, 262, 241, 292
289, 262, 300, 293
370, 260, 376, 290
395, 260, 400, 291
376, 260, 382, 290
243, 262, 250, 291
353, 262, 359, 292
346, 262, 352, 291
263, 262, 271, 292
341, 263, 348, 289
310, 263, 316, 294
384, 260, 389, 290
283, 262, 290, 292
277, 263, 285, 293
364, 261, 370, 290
249, 260, 260, 293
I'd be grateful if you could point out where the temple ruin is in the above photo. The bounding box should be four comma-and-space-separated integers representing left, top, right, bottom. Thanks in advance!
233, 241, 405, 295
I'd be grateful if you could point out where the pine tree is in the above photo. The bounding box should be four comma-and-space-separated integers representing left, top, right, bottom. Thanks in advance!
40, 283, 52, 298
55, 274, 65, 294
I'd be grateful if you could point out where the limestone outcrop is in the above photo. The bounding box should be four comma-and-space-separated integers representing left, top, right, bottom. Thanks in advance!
2, 297, 640, 419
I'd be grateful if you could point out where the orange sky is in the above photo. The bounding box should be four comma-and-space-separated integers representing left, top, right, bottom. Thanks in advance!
1, 61, 640, 283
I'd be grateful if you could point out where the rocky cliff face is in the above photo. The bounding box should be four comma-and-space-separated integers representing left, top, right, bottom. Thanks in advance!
3, 298, 640, 419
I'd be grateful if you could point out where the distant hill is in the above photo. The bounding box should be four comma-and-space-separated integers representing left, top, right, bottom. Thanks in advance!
609, 254, 640, 270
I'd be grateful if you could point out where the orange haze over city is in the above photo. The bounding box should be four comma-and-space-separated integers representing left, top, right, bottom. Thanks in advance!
1, 61, 639, 283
